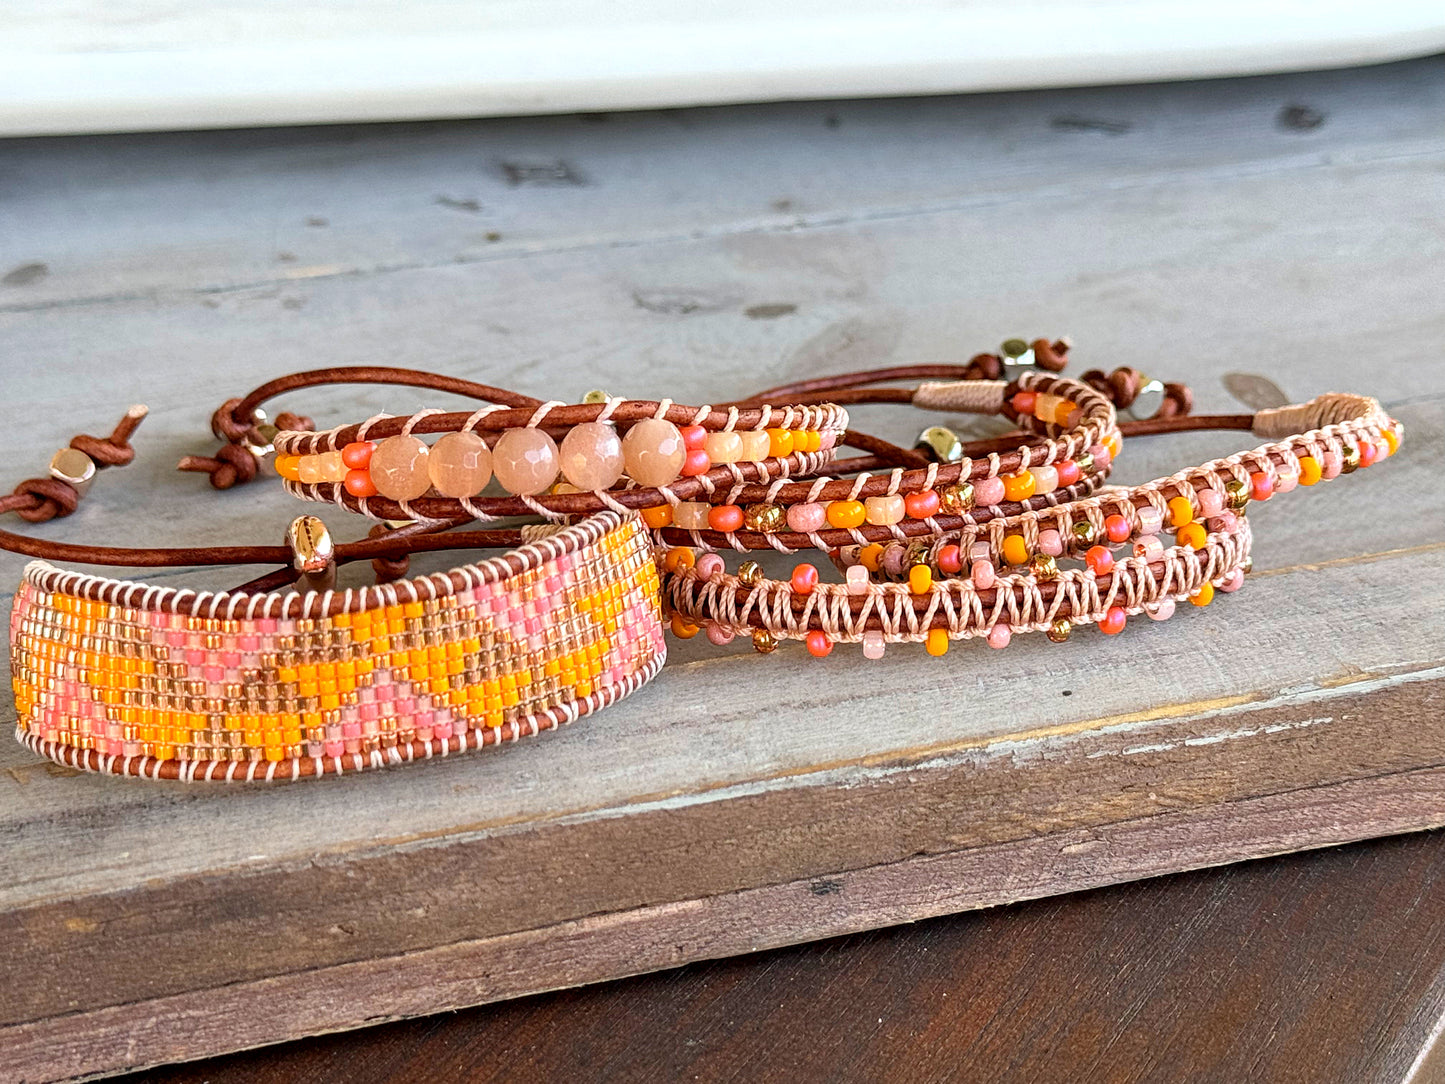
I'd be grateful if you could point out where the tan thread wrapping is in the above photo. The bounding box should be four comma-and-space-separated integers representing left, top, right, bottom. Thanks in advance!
1252, 393, 1378, 439
911, 379, 1008, 414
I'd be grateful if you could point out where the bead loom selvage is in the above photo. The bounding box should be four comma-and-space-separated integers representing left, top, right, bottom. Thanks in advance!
10, 511, 666, 782
660, 392, 1401, 656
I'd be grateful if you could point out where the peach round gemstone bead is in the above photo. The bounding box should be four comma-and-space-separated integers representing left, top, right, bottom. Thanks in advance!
864, 494, 906, 526
492, 428, 559, 495
621, 418, 686, 487
738, 429, 772, 462
369, 435, 432, 501
427, 431, 492, 498
559, 422, 625, 491
704, 431, 744, 464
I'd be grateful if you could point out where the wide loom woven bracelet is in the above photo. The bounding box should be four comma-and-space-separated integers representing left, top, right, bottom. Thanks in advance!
661, 391, 1401, 657
9, 511, 665, 781
648, 370, 1124, 553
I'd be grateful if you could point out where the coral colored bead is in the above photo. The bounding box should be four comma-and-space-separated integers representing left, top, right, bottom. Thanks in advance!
1038, 529, 1063, 557
492, 428, 559, 495
862, 630, 886, 659
640, 503, 673, 528
1190, 582, 1214, 607
767, 428, 794, 457
344, 469, 378, 497
972, 560, 996, 590
1358, 441, 1378, 468
680, 425, 707, 451
429, 431, 493, 497
662, 547, 694, 572
1298, 456, 1322, 485
708, 504, 744, 531
925, 628, 949, 656
1085, 546, 1114, 575
1177, 523, 1207, 550
681, 448, 711, 476
1167, 496, 1194, 527
1055, 459, 1081, 487
370, 435, 432, 501
1250, 471, 1274, 502
904, 490, 940, 519
986, 624, 1011, 649
787, 502, 828, 533
694, 553, 726, 579
826, 500, 866, 529
1099, 606, 1126, 635
341, 442, 374, 470
974, 477, 1006, 506
1011, 391, 1038, 414
864, 494, 906, 526
1002, 472, 1036, 502
937, 544, 962, 574
806, 630, 833, 658
908, 565, 933, 594
706, 624, 735, 646
670, 614, 699, 638
1104, 514, 1131, 543
1002, 535, 1029, 566
790, 563, 819, 595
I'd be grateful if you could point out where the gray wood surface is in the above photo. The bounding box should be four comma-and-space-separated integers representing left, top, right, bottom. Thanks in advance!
1, 55, 1443, 1080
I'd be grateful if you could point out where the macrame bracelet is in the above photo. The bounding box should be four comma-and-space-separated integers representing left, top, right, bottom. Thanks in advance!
660, 391, 1401, 657
10, 511, 666, 782
649, 371, 1123, 553
273, 397, 848, 523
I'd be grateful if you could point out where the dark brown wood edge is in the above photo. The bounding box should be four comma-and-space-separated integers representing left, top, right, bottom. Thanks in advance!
3, 674, 1442, 1081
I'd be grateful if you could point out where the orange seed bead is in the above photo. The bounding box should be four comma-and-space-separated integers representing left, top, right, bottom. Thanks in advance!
826, 500, 866, 529
1002, 472, 1036, 502
641, 504, 673, 528
1167, 496, 1194, 527
1297, 456, 1322, 486
1176, 523, 1207, 550
1002, 534, 1029, 566
1190, 582, 1214, 607
925, 628, 949, 656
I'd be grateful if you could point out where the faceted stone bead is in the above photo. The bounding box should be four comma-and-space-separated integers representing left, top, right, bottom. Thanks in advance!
559, 422, 625, 491
427, 432, 492, 498
370, 435, 432, 502
492, 428, 559, 495
621, 419, 685, 487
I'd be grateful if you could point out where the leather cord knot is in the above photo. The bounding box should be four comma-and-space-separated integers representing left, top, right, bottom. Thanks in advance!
1081, 367, 1192, 419
0, 406, 147, 522
189, 402, 315, 489
367, 524, 411, 583
178, 442, 260, 490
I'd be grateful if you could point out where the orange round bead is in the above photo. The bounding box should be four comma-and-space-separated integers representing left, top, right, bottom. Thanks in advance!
1190, 582, 1214, 607
1099, 605, 1126, 635
670, 614, 700, 638
1297, 456, 1323, 485
767, 428, 795, 457
344, 469, 378, 497
1001, 535, 1029, 566
1167, 496, 1194, 527
1176, 523, 1207, 550
925, 628, 949, 656
790, 563, 819, 595
640, 504, 673, 528
859, 543, 885, 572
806, 630, 833, 657
1002, 472, 1036, 502
904, 490, 940, 519
826, 500, 866, 529
663, 547, 695, 573
708, 504, 745, 532
341, 441, 374, 470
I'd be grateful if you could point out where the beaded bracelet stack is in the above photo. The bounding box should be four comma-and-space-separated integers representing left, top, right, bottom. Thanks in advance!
10, 512, 665, 781
273, 398, 848, 523
660, 392, 1401, 658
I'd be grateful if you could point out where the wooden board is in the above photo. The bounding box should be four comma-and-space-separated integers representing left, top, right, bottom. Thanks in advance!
1, 55, 1443, 1080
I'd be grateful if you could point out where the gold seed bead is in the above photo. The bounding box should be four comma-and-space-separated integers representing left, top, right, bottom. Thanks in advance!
737, 560, 764, 587
1242, 556, 1254, 574
1071, 521, 1097, 548
1047, 618, 1072, 643
1028, 554, 1059, 581
1074, 452, 1095, 474
939, 482, 976, 515
1224, 479, 1250, 511
904, 540, 931, 570
744, 503, 786, 532
752, 629, 778, 654
1341, 445, 1361, 473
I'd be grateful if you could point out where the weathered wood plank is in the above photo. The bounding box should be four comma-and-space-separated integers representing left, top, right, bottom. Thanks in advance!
0, 56, 1441, 1079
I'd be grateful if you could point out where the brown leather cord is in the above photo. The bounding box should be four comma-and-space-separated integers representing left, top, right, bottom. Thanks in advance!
0, 407, 147, 523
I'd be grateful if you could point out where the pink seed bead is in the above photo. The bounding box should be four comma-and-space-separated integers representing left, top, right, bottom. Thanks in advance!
1219, 569, 1246, 593
1322, 450, 1343, 479
968, 541, 990, 563
786, 502, 827, 532
972, 560, 996, 589
1198, 488, 1224, 517
881, 544, 908, 577
1136, 506, 1163, 536
706, 624, 735, 646
862, 630, 886, 660
1274, 464, 1299, 493
694, 553, 725, 579
1090, 443, 1111, 471
1133, 536, 1164, 560
1147, 599, 1175, 621
819, 430, 837, 450
986, 624, 1011, 649
974, 477, 1006, 506
1038, 529, 1063, 557
846, 565, 870, 595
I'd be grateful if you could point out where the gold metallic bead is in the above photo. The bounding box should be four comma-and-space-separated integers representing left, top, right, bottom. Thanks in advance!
1000, 337, 1035, 371
939, 482, 976, 515
1028, 554, 1059, 581
49, 447, 96, 497
1071, 521, 1097, 548
1074, 452, 1095, 475
1046, 618, 1072, 643
905, 541, 931, 570
1224, 480, 1250, 511
915, 425, 964, 464
286, 515, 335, 573
744, 503, 785, 532
1341, 445, 1361, 473
737, 560, 764, 587
1242, 556, 1254, 575
581, 389, 611, 404
751, 629, 778, 654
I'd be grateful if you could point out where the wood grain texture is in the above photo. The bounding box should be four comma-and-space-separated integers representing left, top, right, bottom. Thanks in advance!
1, 55, 1442, 1080
124, 830, 1445, 1084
